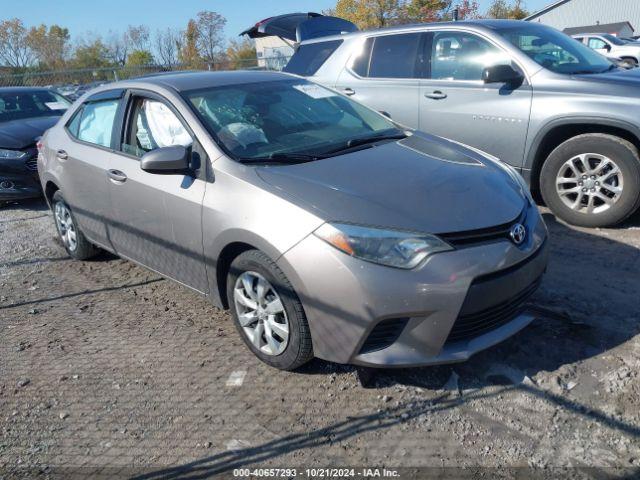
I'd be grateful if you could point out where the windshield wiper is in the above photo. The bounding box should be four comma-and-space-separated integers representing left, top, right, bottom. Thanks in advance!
239, 152, 326, 164
324, 131, 407, 155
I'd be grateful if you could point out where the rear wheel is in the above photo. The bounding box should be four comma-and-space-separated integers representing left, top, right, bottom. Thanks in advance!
52, 191, 99, 260
540, 134, 640, 227
227, 249, 313, 370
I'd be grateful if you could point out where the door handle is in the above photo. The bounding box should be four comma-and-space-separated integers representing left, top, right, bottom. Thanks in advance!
424, 91, 448, 100
107, 169, 127, 183
342, 87, 356, 96
56, 150, 68, 160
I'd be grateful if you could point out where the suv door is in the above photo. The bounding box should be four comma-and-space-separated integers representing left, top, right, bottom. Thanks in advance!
59, 90, 124, 248
419, 30, 532, 169
335, 32, 426, 128
107, 91, 208, 293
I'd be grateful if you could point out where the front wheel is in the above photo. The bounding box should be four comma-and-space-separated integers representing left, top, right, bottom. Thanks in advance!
540, 133, 640, 227
227, 249, 313, 370
52, 191, 99, 260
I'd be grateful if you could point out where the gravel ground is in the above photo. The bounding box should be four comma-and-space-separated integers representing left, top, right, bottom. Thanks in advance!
1, 199, 639, 479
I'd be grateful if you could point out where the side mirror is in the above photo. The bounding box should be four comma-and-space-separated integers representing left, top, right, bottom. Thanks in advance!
483, 64, 524, 85
604, 44, 612, 52
379, 110, 391, 119
140, 145, 191, 174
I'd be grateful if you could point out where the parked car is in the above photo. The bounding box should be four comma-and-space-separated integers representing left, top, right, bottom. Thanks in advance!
244, 15, 640, 228
0, 87, 70, 204
38, 71, 547, 371
572, 33, 640, 68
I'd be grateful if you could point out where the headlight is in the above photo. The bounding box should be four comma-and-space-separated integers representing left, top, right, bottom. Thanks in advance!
314, 223, 453, 269
0, 149, 26, 159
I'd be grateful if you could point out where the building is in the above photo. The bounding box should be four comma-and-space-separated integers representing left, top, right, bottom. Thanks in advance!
255, 37, 294, 70
563, 21, 634, 38
525, 0, 640, 36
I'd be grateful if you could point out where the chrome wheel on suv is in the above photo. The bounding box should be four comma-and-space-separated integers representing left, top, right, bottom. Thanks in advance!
233, 271, 290, 356
555, 153, 623, 214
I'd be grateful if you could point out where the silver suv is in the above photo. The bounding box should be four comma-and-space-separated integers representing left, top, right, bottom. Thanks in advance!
244, 15, 640, 227
572, 33, 640, 68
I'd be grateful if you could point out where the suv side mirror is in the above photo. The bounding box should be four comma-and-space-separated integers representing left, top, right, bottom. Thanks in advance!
140, 145, 191, 174
483, 64, 524, 85
604, 44, 612, 52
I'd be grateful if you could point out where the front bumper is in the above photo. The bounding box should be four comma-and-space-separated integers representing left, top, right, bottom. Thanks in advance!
0, 149, 42, 201
277, 202, 548, 367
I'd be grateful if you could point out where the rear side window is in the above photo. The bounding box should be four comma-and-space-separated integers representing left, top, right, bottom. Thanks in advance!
67, 99, 119, 148
284, 40, 343, 76
366, 33, 423, 79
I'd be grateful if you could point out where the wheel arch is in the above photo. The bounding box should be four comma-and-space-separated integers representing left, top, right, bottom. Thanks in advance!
44, 180, 60, 208
526, 118, 640, 192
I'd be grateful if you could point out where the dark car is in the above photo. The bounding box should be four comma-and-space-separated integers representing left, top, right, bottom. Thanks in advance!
0, 87, 70, 204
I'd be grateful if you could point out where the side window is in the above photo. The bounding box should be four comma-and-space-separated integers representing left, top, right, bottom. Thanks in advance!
350, 37, 374, 77
74, 99, 119, 147
588, 37, 607, 49
430, 32, 512, 81
122, 98, 192, 158
573, 36, 584, 43
368, 33, 423, 78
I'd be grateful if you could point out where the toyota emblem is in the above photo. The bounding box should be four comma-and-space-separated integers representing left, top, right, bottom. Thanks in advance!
510, 223, 526, 245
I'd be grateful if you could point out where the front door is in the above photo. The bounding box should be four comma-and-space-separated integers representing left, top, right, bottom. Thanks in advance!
335, 32, 426, 128
419, 30, 532, 169
107, 92, 208, 293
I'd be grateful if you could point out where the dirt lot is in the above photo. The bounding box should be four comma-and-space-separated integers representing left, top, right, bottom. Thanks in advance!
1, 198, 639, 479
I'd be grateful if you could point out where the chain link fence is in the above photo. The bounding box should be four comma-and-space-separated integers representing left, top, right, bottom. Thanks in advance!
0, 56, 291, 99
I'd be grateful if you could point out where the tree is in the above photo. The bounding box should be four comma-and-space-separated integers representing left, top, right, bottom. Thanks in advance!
72, 38, 112, 68
180, 19, 202, 68
27, 24, 70, 69
155, 28, 181, 67
226, 38, 257, 70
105, 30, 129, 66
456, 0, 480, 20
0, 18, 34, 69
403, 0, 452, 23
125, 25, 150, 52
126, 49, 154, 66
486, 0, 529, 19
333, 0, 402, 29
193, 10, 226, 68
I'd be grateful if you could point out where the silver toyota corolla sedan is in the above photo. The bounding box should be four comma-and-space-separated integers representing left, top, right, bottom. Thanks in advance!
38, 71, 548, 371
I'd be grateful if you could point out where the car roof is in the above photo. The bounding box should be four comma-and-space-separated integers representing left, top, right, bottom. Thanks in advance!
300, 19, 539, 43
114, 70, 296, 93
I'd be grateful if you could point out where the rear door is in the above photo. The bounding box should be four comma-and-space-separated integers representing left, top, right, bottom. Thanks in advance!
57, 90, 124, 248
418, 30, 532, 168
335, 32, 426, 128
106, 90, 208, 293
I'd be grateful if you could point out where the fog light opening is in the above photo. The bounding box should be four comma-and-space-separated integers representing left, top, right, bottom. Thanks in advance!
0, 180, 15, 190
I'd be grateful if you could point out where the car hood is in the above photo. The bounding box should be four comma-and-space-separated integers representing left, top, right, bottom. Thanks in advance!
575, 66, 640, 88
0, 116, 60, 150
256, 133, 526, 234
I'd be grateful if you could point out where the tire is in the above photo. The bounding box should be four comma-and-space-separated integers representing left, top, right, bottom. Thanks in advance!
227, 249, 313, 370
540, 133, 640, 227
51, 191, 99, 260
620, 57, 638, 69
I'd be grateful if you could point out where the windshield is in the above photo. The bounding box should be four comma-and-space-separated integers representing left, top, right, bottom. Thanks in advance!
495, 24, 614, 74
602, 34, 626, 46
184, 79, 399, 162
0, 90, 70, 123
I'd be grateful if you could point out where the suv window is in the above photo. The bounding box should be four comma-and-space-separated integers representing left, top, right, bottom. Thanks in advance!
69, 99, 119, 148
588, 37, 607, 49
367, 33, 423, 78
122, 98, 192, 157
430, 32, 511, 81
284, 40, 343, 76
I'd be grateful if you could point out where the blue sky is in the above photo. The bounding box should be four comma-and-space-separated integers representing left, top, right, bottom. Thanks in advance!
3, 0, 551, 42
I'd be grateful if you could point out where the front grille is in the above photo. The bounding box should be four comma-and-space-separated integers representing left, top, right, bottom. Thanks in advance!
440, 207, 526, 247
445, 276, 542, 344
359, 318, 409, 354
25, 158, 38, 172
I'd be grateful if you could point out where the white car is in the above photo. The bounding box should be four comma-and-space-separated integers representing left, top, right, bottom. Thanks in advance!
572, 33, 640, 68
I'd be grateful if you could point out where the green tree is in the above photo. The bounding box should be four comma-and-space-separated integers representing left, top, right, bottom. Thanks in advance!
72, 38, 112, 68
486, 0, 529, 19
403, 0, 452, 22
126, 49, 154, 66
180, 19, 203, 68
333, 0, 403, 29
226, 38, 257, 70
193, 10, 226, 68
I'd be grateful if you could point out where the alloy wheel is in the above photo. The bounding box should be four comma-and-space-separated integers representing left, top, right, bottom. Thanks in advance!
555, 153, 623, 214
233, 271, 289, 356
54, 201, 78, 251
